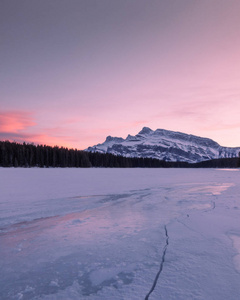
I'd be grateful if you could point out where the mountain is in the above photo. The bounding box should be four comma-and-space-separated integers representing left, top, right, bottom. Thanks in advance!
86, 127, 240, 163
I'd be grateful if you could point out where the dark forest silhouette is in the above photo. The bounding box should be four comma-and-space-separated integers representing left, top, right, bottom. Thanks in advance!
0, 141, 239, 168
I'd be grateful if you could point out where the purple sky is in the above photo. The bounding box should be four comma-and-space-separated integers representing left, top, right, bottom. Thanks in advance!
1, 0, 240, 149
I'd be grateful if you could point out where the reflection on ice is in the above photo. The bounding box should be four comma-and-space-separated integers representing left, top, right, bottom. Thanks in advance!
217, 169, 239, 172
186, 183, 234, 195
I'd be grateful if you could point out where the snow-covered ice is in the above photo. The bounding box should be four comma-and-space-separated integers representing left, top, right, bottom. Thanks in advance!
0, 168, 240, 299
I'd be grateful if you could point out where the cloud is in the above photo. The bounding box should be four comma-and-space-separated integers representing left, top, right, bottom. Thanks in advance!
0, 110, 76, 148
0, 110, 99, 149
0, 110, 35, 133
201, 122, 240, 132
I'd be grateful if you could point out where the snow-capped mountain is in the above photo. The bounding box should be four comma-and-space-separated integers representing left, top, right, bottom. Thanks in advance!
86, 127, 240, 163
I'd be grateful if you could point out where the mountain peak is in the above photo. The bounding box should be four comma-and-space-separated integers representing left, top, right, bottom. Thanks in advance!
105, 136, 124, 143
138, 127, 153, 135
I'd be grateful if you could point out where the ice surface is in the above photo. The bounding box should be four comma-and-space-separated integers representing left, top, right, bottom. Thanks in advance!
229, 234, 240, 272
0, 168, 240, 299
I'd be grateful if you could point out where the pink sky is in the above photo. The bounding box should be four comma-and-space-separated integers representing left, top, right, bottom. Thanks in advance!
1, 0, 240, 149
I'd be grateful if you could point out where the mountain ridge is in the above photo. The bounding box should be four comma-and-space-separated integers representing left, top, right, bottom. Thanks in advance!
86, 127, 240, 163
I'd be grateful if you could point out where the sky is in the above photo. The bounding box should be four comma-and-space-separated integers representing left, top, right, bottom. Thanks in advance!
1, 0, 240, 149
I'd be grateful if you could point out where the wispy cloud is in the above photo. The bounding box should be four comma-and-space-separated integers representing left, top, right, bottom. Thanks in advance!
0, 111, 35, 133
0, 110, 78, 148
0, 110, 106, 149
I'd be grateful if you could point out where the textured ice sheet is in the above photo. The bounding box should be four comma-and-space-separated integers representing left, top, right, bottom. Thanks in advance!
0, 168, 240, 299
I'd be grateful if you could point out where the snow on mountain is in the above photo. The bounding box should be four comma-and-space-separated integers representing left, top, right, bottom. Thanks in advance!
86, 127, 240, 163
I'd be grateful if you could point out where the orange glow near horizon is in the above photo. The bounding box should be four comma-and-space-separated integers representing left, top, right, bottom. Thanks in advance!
0, 111, 76, 149
1, 106, 240, 150
0, 111, 35, 133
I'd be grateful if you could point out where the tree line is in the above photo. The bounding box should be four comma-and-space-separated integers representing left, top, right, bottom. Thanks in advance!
0, 140, 184, 168
0, 140, 239, 168
192, 156, 240, 168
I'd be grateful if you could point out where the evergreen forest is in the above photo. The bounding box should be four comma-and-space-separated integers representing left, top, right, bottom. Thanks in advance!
0, 141, 239, 168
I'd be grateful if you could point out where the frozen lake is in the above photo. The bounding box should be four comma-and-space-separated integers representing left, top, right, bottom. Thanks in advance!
0, 168, 240, 300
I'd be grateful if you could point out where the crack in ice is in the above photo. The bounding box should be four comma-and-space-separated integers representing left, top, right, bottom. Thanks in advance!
212, 200, 216, 210
145, 225, 169, 300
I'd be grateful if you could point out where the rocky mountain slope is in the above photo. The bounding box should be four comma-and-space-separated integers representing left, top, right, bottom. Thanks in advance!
86, 127, 240, 163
